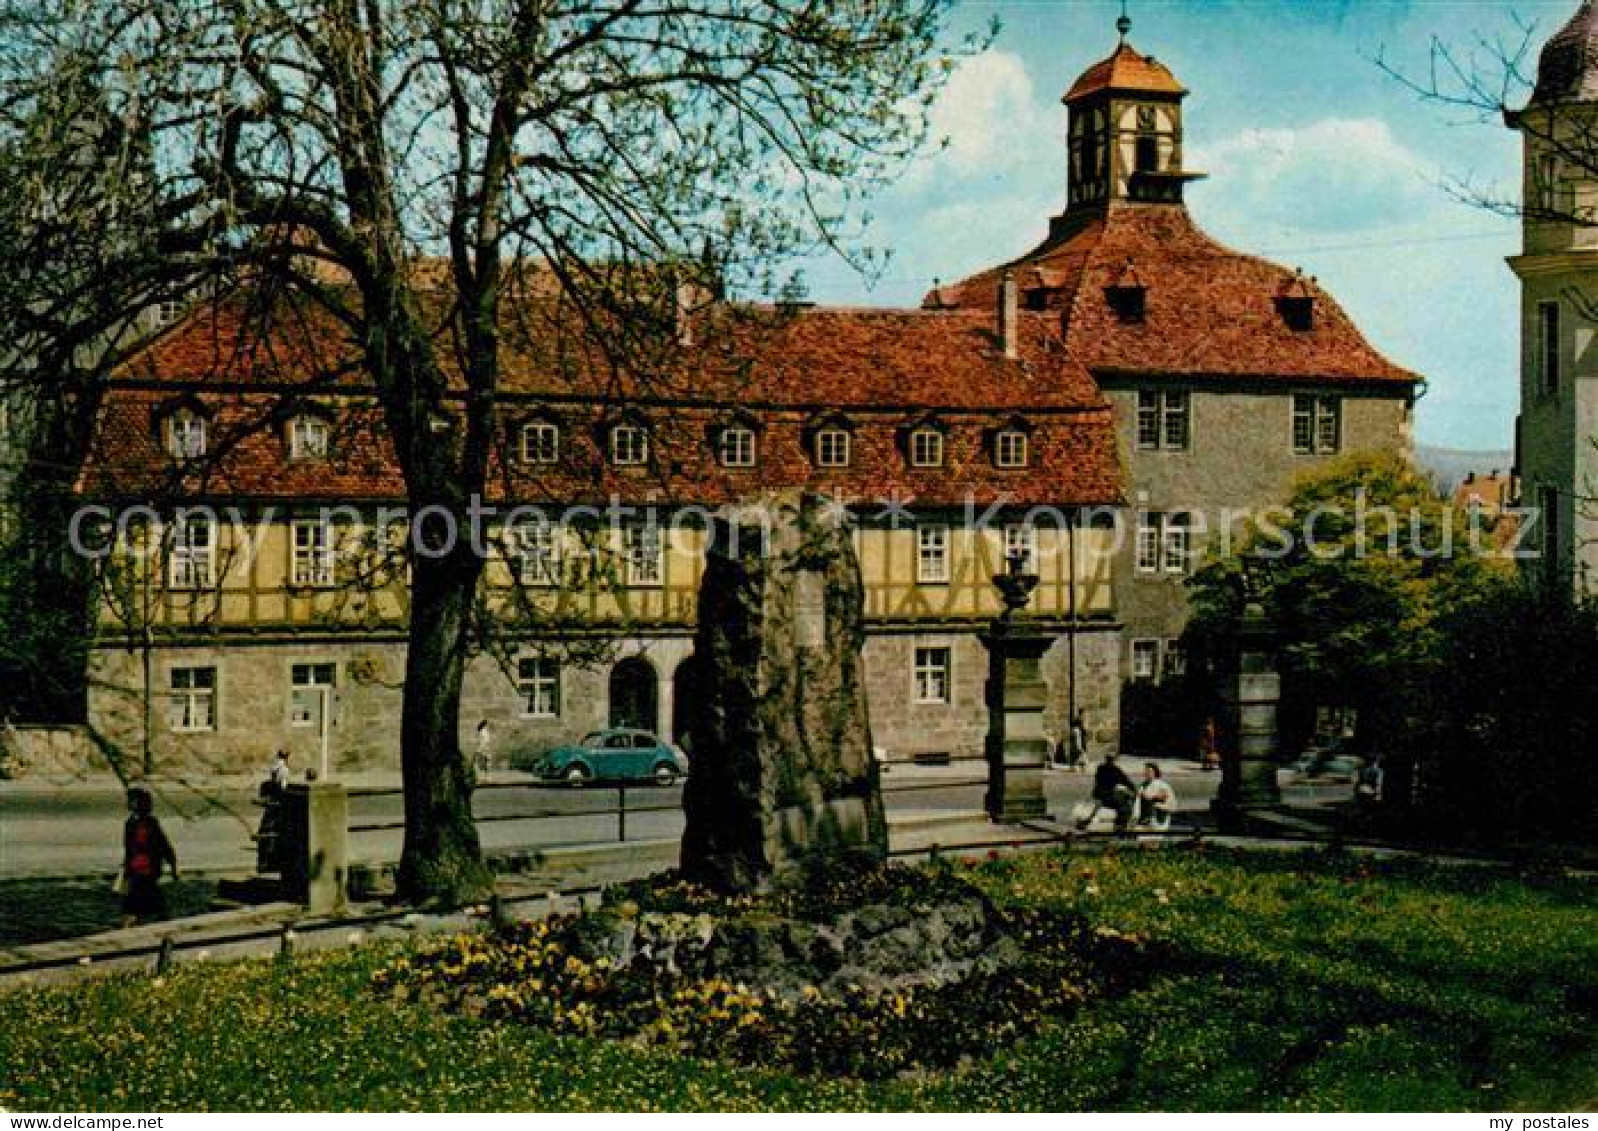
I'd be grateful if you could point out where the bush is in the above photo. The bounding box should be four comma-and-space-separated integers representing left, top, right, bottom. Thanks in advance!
1416, 576, 1598, 844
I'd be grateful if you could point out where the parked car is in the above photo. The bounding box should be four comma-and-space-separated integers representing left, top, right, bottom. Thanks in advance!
524, 728, 689, 787
1289, 739, 1363, 783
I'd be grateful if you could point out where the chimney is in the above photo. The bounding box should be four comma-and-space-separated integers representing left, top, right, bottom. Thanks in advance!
999, 269, 1019, 360
674, 279, 696, 347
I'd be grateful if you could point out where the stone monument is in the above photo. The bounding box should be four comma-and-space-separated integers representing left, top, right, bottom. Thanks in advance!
680, 491, 887, 893
1212, 560, 1283, 828
981, 552, 1051, 821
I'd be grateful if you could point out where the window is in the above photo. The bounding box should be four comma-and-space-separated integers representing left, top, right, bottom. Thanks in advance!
610, 424, 649, 466
1131, 640, 1159, 681
521, 421, 559, 464
167, 412, 206, 459
624, 525, 663, 586
718, 426, 757, 468
815, 428, 851, 468
914, 646, 952, 704
1540, 483, 1561, 586
168, 513, 215, 589
1163, 640, 1187, 678
1292, 395, 1341, 455
290, 519, 335, 587
1004, 523, 1036, 573
289, 416, 329, 459
1162, 514, 1192, 575
916, 524, 950, 584
154, 298, 184, 327
289, 662, 336, 729
168, 666, 216, 732
1539, 301, 1561, 396
516, 521, 562, 587
1536, 152, 1559, 215
1136, 512, 1192, 575
995, 429, 1029, 469
517, 657, 561, 718
1135, 133, 1159, 174
1136, 390, 1189, 451
909, 427, 944, 468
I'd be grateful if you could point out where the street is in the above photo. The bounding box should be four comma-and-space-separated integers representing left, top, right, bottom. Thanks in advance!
0, 762, 1356, 880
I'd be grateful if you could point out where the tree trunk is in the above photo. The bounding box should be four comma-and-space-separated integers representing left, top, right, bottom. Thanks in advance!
395, 546, 494, 906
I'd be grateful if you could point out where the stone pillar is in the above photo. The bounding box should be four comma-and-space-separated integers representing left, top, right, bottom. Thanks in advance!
1212, 599, 1283, 829
281, 782, 349, 914
680, 491, 886, 893
981, 624, 1051, 822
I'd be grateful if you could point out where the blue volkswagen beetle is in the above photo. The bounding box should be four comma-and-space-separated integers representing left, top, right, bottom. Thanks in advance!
528, 728, 689, 787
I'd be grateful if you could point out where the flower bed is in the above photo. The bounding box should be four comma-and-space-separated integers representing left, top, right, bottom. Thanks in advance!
372, 859, 1148, 1079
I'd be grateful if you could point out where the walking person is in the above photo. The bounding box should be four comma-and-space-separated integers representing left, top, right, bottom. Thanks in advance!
1069, 709, 1090, 771
257, 749, 291, 873
1199, 716, 1221, 772
475, 719, 493, 776
120, 787, 178, 927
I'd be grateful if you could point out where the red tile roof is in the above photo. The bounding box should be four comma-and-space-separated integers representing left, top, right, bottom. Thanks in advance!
84, 296, 1124, 509
1064, 41, 1186, 103
922, 202, 1421, 387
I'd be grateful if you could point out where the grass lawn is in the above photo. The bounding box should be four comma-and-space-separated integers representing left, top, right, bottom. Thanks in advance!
2, 845, 1596, 1111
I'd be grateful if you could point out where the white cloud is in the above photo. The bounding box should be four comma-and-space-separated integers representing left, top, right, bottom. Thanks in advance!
906, 50, 1062, 185
1192, 118, 1444, 234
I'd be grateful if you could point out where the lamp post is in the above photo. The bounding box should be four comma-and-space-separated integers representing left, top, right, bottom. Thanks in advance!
981, 550, 1051, 822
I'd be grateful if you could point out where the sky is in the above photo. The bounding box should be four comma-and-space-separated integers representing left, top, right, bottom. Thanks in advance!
796, 0, 1582, 453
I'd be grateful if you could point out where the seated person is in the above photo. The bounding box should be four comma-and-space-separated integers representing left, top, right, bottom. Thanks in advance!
1082, 752, 1136, 832
1136, 762, 1177, 830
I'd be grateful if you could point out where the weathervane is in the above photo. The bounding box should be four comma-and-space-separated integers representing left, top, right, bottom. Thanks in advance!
1117, 0, 1132, 41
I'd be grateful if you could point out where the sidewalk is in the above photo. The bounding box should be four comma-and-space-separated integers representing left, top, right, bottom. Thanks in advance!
0, 807, 1051, 986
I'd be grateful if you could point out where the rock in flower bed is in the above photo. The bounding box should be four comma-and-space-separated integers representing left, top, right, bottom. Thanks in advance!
371, 857, 1154, 1080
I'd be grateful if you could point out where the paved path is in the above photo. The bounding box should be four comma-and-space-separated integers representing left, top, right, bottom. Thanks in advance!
0, 758, 1247, 879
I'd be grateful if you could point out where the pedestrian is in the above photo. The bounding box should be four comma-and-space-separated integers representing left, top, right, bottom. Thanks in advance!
1079, 751, 1136, 832
257, 750, 291, 873
120, 787, 178, 927
1136, 762, 1177, 830
1199, 717, 1221, 772
1355, 755, 1383, 807
475, 719, 493, 776
1069, 709, 1090, 771
268, 748, 291, 790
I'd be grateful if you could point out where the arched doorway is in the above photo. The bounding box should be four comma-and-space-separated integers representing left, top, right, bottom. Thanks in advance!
609, 657, 659, 733
672, 655, 708, 755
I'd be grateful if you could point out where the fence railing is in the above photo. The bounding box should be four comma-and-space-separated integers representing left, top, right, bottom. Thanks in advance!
342, 765, 990, 846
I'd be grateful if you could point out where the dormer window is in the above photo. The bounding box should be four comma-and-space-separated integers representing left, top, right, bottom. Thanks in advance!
909, 426, 945, 469
288, 415, 329, 460
814, 427, 851, 468
1277, 271, 1317, 331
717, 425, 757, 468
521, 420, 560, 464
610, 423, 649, 466
167, 411, 207, 459
994, 429, 1029, 469
1105, 260, 1147, 324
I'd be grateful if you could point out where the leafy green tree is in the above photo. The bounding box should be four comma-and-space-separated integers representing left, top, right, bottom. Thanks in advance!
1186, 452, 1507, 769
0, 1, 974, 905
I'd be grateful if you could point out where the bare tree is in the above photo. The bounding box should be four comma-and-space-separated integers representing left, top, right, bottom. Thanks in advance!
0, 0, 972, 904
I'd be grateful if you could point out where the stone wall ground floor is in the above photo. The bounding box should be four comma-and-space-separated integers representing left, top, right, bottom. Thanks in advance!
69, 624, 1121, 780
